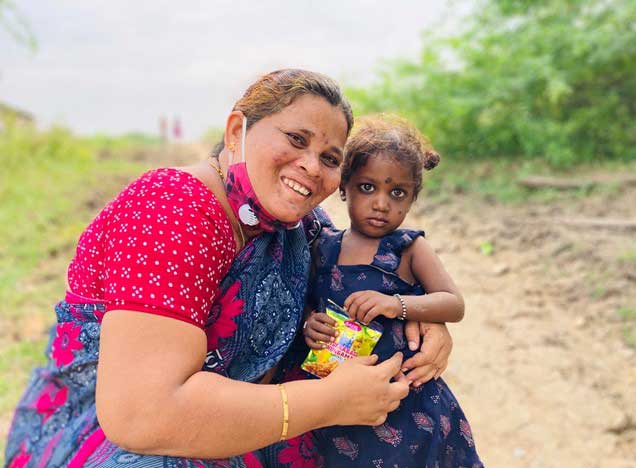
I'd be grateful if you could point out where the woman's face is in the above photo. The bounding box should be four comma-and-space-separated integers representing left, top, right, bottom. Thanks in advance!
239, 94, 348, 223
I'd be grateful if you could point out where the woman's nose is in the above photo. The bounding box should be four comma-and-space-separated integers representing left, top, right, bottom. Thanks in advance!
298, 151, 321, 177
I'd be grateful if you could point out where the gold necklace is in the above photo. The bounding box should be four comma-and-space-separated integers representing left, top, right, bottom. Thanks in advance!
208, 157, 225, 182
208, 157, 246, 248
234, 220, 247, 249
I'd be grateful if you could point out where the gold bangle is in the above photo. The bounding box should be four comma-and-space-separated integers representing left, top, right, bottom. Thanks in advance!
278, 384, 289, 441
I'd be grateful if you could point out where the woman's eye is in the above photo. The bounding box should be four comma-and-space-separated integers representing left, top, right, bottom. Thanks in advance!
391, 188, 407, 199
320, 153, 340, 168
287, 133, 305, 147
359, 183, 375, 193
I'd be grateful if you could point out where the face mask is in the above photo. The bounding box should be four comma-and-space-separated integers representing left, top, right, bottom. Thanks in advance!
225, 117, 301, 232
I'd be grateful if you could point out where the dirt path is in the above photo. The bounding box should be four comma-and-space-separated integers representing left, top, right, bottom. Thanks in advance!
322, 182, 636, 467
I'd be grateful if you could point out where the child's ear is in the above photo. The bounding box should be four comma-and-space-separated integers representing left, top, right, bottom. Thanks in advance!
339, 187, 346, 201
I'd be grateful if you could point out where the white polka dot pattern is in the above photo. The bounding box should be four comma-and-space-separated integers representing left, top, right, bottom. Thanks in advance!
67, 168, 236, 328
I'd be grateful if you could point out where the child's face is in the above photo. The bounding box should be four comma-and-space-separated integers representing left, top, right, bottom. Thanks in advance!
343, 153, 416, 238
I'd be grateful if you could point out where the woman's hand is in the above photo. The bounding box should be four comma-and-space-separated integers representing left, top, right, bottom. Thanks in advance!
343, 290, 400, 323
322, 352, 410, 426
401, 321, 453, 387
303, 311, 338, 349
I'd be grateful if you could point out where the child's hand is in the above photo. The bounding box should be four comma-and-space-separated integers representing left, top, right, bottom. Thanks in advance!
344, 291, 400, 324
303, 311, 338, 349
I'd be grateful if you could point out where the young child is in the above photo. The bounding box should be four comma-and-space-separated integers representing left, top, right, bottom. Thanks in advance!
281, 115, 482, 467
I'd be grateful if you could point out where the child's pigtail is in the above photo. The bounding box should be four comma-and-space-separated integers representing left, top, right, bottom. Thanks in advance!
423, 150, 440, 171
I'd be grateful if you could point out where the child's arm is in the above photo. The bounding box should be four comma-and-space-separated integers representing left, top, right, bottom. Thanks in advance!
344, 237, 464, 324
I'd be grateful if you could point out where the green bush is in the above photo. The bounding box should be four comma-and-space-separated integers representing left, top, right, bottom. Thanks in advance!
348, 0, 636, 167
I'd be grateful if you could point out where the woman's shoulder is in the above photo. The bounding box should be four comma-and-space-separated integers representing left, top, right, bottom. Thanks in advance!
109, 167, 230, 223
98, 167, 235, 261
123, 167, 219, 202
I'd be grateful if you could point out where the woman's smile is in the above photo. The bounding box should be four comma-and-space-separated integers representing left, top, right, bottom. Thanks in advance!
281, 176, 312, 197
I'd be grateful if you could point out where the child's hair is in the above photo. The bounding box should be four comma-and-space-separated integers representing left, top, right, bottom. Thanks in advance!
340, 114, 440, 200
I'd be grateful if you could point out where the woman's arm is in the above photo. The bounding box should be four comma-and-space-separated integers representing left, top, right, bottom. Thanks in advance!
96, 310, 409, 459
402, 321, 453, 385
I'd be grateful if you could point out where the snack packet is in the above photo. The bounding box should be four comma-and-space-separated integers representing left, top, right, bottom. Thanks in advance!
301, 300, 383, 378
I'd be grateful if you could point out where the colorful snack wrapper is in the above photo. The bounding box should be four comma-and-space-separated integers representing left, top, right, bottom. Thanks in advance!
301, 300, 383, 378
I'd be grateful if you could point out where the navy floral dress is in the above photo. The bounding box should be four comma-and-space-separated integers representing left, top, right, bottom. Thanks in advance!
279, 227, 483, 468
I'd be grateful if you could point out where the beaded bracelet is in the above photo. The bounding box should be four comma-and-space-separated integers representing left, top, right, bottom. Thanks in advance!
278, 384, 289, 441
394, 293, 407, 320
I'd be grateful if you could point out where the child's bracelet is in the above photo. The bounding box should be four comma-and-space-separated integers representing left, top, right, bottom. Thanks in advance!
278, 384, 289, 441
394, 293, 407, 321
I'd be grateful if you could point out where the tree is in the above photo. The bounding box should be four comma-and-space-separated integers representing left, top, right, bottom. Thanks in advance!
349, 0, 636, 165
0, 0, 36, 51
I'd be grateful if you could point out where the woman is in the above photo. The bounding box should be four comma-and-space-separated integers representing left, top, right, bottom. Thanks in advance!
5, 69, 453, 467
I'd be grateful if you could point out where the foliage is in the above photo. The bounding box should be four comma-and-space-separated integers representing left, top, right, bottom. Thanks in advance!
0, 122, 154, 464
0, 122, 150, 318
1, 123, 91, 291
618, 307, 636, 348
479, 241, 494, 256
84, 132, 162, 154
0, 0, 36, 50
201, 126, 224, 147
348, 0, 636, 166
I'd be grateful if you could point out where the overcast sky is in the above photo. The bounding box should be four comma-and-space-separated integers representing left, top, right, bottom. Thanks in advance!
1, 1, 469, 139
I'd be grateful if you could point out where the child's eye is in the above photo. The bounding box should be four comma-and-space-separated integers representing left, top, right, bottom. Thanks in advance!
320, 153, 341, 168
391, 188, 407, 199
359, 183, 375, 193
286, 133, 306, 147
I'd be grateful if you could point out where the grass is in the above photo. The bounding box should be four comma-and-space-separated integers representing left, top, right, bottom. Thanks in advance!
618, 250, 636, 264
617, 307, 636, 348
479, 241, 494, 256
618, 307, 636, 321
0, 122, 154, 464
421, 156, 636, 204
623, 326, 636, 348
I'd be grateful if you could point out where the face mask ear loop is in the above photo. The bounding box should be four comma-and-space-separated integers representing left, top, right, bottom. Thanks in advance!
241, 116, 247, 162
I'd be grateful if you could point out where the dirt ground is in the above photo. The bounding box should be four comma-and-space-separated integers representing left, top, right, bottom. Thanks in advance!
323, 182, 636, 467
3, 145, 635, 467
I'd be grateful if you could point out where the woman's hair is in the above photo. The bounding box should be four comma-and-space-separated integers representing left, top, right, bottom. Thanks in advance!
340, 114, 440, 200
212, 69, 354, 157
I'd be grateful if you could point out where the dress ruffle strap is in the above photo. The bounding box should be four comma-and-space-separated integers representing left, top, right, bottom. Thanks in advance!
312, 227, 344, 274
371, 229, 425, 272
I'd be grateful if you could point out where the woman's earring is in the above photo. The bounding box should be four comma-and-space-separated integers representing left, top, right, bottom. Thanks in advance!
340, 189, 346, 201
227, 142, 236, 164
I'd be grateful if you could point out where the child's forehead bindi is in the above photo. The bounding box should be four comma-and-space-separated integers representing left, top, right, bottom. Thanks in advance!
351, 155, 416, 187
354, 171, 415, 188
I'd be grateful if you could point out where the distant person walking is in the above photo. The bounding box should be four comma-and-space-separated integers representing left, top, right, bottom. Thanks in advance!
173, 116, 182, 140
159, 116, 168, 143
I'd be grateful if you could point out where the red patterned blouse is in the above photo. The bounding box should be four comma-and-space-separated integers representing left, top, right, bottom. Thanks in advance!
66, 168, 236, 328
